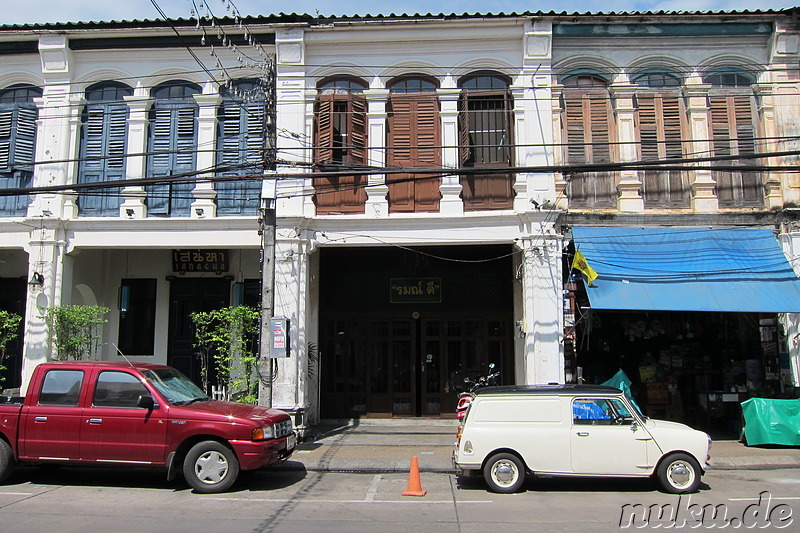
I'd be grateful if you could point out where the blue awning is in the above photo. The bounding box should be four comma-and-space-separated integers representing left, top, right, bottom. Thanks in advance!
571, 226, 800, 313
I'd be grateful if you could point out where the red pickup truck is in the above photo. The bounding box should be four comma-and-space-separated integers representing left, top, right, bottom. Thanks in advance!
0, 361, 296, 493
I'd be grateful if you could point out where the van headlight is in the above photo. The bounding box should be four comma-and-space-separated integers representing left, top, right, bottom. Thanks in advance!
252, 425, 275, 440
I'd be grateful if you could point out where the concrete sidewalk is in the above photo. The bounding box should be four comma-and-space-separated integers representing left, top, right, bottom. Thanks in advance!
276, 419, 800, 473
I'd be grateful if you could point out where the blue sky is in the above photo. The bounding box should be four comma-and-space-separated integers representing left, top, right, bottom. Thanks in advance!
2, 0, 798, 25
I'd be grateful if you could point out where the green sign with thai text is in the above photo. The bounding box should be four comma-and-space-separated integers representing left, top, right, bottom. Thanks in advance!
390, 278, 442, 303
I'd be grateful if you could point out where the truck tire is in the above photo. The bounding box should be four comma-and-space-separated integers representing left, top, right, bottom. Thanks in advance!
0, 439, 14, 484
483, 452, 525, 493
183, 440, 240, 493
656, 453, 701, 494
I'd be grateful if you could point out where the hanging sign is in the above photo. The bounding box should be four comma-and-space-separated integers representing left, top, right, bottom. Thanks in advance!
172, 249, 229, 273
390, 278, 442, 303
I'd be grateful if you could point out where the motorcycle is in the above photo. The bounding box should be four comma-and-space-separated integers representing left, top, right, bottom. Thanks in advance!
456, 363, 500, 420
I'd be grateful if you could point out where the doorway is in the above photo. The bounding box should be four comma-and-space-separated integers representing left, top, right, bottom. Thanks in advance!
0, 277, 25, 389
167, 278, 230, 389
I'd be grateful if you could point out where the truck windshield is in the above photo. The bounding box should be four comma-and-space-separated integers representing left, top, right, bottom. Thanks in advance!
142, 368, 209, 405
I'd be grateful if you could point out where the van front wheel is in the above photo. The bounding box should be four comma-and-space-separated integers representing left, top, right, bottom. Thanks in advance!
656, 453, 701, 494
483, 453, 525, 493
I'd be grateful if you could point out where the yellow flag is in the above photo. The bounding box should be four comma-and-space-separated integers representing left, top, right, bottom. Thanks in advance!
572, 250, 599, 284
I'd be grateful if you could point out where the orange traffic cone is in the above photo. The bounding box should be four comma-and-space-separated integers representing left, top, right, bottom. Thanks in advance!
402, 456, 427, 497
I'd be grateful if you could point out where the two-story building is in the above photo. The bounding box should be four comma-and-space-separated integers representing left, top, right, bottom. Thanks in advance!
2, 9, 800, 433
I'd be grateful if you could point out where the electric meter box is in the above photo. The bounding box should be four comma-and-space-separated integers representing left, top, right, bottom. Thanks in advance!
269, 317, 290, 358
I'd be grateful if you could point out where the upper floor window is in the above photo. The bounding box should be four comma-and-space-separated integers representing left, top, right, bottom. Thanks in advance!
703, 69, 762, 207
386, 76, 441, 213
146, 81, 200, 217
78, 82, 133, 217
458, 73, 514, 211
0, 84, 41, 216
560, 73, 616, 209
313, 77, 368, 214
631, 71, 689, 208
216, 79, 270, 216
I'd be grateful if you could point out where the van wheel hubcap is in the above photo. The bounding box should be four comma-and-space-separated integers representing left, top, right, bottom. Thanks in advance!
667, 461, 692, 488
492, 461, 518, 486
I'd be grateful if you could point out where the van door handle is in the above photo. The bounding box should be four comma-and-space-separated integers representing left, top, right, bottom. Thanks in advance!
87, 418, 103, 424
576, 432, 590, 437
34, 416, 48, 422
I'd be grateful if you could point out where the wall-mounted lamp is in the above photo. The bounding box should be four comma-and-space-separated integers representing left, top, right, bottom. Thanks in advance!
195, 208, 205, 218
125, 208, 135, 218
28, 271, 44, 290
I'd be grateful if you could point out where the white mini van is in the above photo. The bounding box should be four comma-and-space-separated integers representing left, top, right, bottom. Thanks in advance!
453, 385, 711, 493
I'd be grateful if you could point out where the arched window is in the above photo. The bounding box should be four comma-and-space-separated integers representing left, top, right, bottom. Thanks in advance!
703, 69, 762, 207
458, 73, 514, 211
78, 82, 133, 216
146, 81, 200, 217
0, 84, 41, 216
560, 73, 616, 208
216, 79, 271, 216
631, 71, 689, 208
386, 76, 441, 213
313, 77, 368, 214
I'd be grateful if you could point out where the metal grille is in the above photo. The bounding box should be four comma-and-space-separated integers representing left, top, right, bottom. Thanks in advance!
274, 419, 293, 438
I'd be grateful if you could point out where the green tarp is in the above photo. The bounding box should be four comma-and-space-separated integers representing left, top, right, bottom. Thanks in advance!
741, 398, 800, 446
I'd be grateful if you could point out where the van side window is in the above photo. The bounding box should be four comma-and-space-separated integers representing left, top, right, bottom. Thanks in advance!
39, 370, 84, 406
93, 371, 149, 408
572, 398, 614, 425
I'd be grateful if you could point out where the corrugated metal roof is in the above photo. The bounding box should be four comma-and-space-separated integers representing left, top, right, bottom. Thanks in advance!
0, 9, 795, 31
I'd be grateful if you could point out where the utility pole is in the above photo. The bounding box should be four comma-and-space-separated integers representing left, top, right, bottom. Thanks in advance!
258, 177, 276, 407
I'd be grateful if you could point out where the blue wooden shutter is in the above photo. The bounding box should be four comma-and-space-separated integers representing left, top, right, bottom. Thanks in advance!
0, 104, 36, 216
78, 103, 127, 215
13, 106, 37, 171
216, 101, 262, 215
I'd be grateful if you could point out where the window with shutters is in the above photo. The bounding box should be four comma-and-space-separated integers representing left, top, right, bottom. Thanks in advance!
633, 71, 689, 208
703, 69, 762, 207
0, 84, 41, 217
77, 82, 132, 216
560, 74, 616, 209
458, 73, 514, 211
216, 79, 271, 216
146, 81, 200, 217
313, 78, 368, 214
387, 77, 441, 213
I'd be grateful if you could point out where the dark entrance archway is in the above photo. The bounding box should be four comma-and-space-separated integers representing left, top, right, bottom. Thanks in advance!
167, 277, 230, 390
319, 245, 514, 418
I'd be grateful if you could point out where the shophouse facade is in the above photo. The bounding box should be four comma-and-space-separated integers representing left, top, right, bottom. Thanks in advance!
1, 10, 800, 433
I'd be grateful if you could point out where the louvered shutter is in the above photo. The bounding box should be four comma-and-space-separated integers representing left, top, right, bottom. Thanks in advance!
77, 108, 105, 213
340, 95, 367, 210
315, 96, 334, 165
638, 94, 687, 207
78, 103, 127, 215
387, 95, 415, 211
709, 94, 761, 207
414, 95, 442, 211
146, 107, 173, 215
13, 106, 37, 171
0, 110, 14, 172
457, 95, 471, 167
216, 100, 262, 215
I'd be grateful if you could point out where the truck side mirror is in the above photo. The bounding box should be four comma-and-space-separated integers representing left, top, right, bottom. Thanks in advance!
137, 394, 156, 410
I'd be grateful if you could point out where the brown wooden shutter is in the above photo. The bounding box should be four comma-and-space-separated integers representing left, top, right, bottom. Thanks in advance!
457, 95, 471, 167
387, 95, 415, 211
315, 96, 334, 164
414, 95, 442, 211
638, 93, 688, 207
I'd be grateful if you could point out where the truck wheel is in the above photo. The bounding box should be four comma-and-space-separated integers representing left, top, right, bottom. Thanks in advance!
656, 453, 701, 494
0, 439, 14, 484
183, 441, 240, 493
483, 453, 525, 493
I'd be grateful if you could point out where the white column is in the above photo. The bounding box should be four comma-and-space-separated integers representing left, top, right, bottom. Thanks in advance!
192, 84, 222, 218
551, 85, 569, 210
611, 82, 644, 212
437, 84, 464, 215
518, 229, 565, 384
770, 22, 800, 206
364, 87, 389, 217
684, 80, 718, 212
121, 85, 152, 218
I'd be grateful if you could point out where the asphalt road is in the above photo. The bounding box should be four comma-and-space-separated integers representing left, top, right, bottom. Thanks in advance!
0, 465, 798, 532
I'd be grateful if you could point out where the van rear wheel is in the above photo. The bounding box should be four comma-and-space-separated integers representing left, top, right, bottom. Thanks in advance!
483, 453, 525, 493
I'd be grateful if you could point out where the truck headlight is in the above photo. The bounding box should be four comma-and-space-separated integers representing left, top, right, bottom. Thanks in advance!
252, 425, 275, 441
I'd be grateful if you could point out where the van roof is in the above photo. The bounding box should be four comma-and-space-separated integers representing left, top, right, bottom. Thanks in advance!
473, 384, 623, 396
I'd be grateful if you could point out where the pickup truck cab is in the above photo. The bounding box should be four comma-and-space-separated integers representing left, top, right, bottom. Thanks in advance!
0, 361, 296, 493
453, 385, 711, 494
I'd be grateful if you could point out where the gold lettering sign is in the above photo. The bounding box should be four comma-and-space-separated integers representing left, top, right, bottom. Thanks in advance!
390, 278, 442, 303
172, 249, 229, 274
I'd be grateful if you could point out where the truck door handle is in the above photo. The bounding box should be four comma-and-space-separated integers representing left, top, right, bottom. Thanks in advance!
87, 418, 103, 424
34, 416, 48, 422
576, 432, 590, 437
